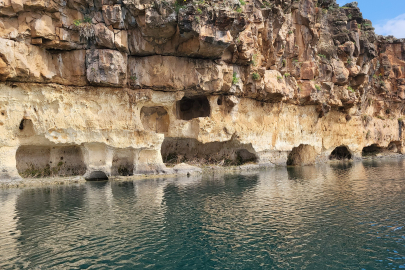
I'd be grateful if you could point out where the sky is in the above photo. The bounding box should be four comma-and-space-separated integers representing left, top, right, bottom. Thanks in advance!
336, 0, 405, 38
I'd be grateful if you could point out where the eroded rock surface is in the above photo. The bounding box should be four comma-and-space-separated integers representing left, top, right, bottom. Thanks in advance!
0, 0, 405, 180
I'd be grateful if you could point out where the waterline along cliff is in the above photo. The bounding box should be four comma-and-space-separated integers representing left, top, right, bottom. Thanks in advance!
0, 0, 404, 180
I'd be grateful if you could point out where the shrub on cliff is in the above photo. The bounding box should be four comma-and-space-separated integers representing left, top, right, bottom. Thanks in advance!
73, 16, 94, 39
232, 72, 239, 84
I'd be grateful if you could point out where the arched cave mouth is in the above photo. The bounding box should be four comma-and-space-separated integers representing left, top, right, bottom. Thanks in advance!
111, 149, 134, 176
362, 141, 401, 157
176, 96, 210, 120
287, 144, 317, 166
161, 137, 258, 166
362, 144, 383, 157
85, 171, 109, 181
16, 145, 86, 178
329, 146, 352, 160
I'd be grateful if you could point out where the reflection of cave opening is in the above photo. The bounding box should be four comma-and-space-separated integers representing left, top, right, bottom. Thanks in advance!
329, 146, 352, 160
86, 171, 109, 181
362, 144, 383, 156
111, 149, 134, 176
140, 106, 169, 133
176, 96, 210, 120
16, 145, 86, 178
287, 144, 317, 166
161, 137, 257, 166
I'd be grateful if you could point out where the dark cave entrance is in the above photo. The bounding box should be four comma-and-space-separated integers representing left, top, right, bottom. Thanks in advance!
362, 144, 383, 156
329, 146, 352, 160
176, 96, 210, 120
85, 171, 109, 181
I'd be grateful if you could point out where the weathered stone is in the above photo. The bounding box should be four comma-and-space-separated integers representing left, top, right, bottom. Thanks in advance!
332, 59, 349, 85
94, 23, 115, 49
86, 49, 127, 87
114, 30, 128, 53
11, 0, 23, 13
31, 15, 55, 40
102, 4, 124, 29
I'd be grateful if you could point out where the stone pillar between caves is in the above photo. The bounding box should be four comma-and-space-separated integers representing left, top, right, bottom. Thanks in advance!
0, 146, 21, 180
134, 149, 167, 175
82, 143, 114, 180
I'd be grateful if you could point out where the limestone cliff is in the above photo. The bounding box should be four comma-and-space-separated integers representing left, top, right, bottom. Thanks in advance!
0, 0, 404, 180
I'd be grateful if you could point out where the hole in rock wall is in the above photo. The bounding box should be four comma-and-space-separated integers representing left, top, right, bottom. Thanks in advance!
362, 144, 383, 156
287, 144, 318, 166
86, 171, 109, 181
16, 145, 86, 178
176, 96, 210, 120
161, 137, 258, 165
217, 97, 222, 105
329, 146, 352, 160
140, 106, 170, 133
388, 141, 402, 153
18, 119, 35, 136
362, 141, 402, 156
111, 149, 134, 176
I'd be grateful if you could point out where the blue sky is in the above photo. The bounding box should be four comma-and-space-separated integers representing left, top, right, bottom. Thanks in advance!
337, 0, 405, 38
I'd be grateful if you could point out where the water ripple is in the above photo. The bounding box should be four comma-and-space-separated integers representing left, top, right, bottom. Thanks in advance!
1, 160, 405, 269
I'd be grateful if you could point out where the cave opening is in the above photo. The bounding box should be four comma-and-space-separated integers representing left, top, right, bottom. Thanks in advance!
329, 146, 352, 160
161, 137, 257, 166
16, 145, 86, 178
362, 144, 383, 156
287, 144, 317, 166
85, 171, 109, 181
176, 96, 210, 120
111, 149, 134, 176
388, 141, 402, 153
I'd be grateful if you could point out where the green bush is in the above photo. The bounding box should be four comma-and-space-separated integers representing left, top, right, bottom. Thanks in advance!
232, 72, 239, 84
252, 72, 260, 80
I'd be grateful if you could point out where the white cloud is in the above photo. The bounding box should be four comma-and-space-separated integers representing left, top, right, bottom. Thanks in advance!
374, 13, 405, 38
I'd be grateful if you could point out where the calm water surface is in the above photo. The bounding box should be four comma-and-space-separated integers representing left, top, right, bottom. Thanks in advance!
1, 159, 405, 269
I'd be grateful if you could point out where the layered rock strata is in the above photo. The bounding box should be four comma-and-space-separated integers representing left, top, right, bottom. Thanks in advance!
0, 0, 404, 179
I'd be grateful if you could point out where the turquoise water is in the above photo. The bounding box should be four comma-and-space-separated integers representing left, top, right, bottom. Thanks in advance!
1, 159, 405, 269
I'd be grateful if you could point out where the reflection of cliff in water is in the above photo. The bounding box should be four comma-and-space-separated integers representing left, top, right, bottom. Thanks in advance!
3, 160, 405, 268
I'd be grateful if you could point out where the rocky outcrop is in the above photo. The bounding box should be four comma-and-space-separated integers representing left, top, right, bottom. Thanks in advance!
0, 0, 405, 180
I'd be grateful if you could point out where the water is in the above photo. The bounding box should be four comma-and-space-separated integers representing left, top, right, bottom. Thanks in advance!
1, 159, 405, 269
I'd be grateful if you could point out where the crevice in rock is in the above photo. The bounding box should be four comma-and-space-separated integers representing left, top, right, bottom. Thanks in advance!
176, 95, 210, 120
287, 144, 317, 166
161, 137, 257, 166
329, 146, 352, 160
16, 145, 86, 178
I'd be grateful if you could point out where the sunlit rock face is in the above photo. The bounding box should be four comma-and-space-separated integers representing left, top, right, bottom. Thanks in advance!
0, 0, 405, 179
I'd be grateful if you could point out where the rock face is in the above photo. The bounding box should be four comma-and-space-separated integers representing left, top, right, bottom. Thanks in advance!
0, 0, 405, 180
